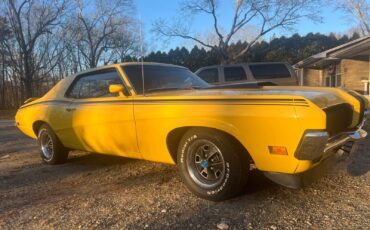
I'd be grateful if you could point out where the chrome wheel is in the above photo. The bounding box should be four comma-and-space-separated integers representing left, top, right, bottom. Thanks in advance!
39, 129, 54, 161
186, 139, 226, 188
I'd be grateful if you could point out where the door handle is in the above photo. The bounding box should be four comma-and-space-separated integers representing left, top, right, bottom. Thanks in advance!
66, 108, 76, 112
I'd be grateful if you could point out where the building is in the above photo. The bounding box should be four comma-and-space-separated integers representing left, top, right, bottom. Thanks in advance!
295, 36, 370, 96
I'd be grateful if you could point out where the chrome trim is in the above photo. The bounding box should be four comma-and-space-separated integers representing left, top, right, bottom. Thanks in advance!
356, 109, 368, 130
305, 132, 329, 138
324, 128, 367, 153
294, 131, 329, 160
321, 103, 353, 111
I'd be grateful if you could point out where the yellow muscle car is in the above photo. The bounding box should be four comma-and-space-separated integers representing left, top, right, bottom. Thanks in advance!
15, 63, 368, 201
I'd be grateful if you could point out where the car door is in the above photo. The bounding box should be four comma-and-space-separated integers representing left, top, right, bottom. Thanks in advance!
65, 68, 140, 158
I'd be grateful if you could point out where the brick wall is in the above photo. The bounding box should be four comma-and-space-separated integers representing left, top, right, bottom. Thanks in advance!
302, 68, 321, 86
341, 59, 369, 94
301, 59, 370, 94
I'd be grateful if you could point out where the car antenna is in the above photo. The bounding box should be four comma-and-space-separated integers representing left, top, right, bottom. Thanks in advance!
139, 14, 145, 96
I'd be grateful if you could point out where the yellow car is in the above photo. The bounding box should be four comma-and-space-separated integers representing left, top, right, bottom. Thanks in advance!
15, 63, 368, 201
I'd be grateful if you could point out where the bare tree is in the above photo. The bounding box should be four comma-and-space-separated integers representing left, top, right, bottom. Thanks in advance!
68, 0, 134, 68
153, 0, 321, 63
0, 17, 11, 107
339, 0, 370, 35
0, 0, 139, 108
2, 0, 69, 99
110, 23, 141, 63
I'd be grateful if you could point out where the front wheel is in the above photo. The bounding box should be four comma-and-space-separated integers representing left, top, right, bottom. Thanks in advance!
177, 128, 249, 201
37, 124, 69, 164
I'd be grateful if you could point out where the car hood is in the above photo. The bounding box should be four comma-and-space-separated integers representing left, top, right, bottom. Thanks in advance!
145, 86, 360, 109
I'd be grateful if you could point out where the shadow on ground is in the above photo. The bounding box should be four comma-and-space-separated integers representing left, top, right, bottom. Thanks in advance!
347, 122, 370, 176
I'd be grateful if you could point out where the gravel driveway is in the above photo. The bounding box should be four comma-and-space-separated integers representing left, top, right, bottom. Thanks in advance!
0, 121, 369, 229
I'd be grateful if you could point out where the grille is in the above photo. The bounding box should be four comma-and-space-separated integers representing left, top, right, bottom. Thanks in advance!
323, 103, 353, 136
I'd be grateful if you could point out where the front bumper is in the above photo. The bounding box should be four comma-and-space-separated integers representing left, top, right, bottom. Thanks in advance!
264, 110, 368, 189
264, 152, 341, 189
295, 109, 368, 161
324, 128, 367, 153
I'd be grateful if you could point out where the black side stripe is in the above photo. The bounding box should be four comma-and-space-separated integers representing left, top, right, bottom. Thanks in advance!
20, 98, 309, 108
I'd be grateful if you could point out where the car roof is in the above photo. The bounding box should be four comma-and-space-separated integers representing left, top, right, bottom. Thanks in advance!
121, 62, 187, 68
73, 62, 187, 77
195, 62, 290, 72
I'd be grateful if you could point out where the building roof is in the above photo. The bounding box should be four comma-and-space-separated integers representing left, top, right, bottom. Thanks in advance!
294, 35, 370, 69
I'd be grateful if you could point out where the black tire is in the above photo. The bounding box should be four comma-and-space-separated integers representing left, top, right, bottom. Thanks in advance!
37, 124, 69, 164
177, 128, 249, 201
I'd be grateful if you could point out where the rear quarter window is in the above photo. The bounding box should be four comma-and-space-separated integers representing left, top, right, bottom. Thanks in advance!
249, 64, 291, 79
66, 70, 122, 99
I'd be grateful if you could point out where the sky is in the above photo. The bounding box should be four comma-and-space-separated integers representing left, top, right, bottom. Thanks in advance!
135, 0, 354, 52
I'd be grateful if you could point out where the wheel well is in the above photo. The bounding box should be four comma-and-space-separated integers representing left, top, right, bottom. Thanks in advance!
32, 121, 46, 136
166, 127, 190, 163
166, 126, 252, 164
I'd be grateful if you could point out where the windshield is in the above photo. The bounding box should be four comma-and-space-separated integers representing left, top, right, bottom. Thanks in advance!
121, 64, 209, 94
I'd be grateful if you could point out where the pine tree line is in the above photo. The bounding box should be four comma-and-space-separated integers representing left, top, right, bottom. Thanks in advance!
141, 33, 360, 71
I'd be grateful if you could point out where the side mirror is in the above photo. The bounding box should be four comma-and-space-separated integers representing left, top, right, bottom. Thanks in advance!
109, 84, 129, 97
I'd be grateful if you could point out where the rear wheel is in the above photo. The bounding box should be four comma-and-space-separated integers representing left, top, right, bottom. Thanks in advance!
177, 128, 249, 201
37, 124, 69, 164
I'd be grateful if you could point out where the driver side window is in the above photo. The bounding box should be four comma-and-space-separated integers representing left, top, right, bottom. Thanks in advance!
67, 70, 122, 99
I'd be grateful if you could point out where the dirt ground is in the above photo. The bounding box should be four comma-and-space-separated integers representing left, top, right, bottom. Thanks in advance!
0, 120, 369, 230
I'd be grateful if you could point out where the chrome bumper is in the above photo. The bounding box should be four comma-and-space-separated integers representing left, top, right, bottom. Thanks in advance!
265, 127, 367, 189
324, 129, 367, 153
295, 109, 368, 160
265, 109, 368, 189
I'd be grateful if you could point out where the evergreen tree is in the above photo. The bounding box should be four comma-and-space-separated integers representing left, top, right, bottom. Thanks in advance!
140, 33, 360, 71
